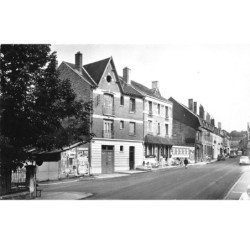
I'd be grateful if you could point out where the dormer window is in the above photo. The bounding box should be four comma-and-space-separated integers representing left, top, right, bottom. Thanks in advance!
106, 75, 112, 83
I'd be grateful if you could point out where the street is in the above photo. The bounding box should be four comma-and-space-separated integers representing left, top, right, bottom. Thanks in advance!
40, 157, 248, 200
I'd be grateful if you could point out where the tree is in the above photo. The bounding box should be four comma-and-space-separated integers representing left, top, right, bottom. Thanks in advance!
0, 44, 93, 195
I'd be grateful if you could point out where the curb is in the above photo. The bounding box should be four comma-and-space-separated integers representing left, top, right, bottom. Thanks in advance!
223, 173, 244, 200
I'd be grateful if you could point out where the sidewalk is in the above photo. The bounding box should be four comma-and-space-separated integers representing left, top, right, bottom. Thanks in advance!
36, 191, 93, 200
224, 167, 250, 200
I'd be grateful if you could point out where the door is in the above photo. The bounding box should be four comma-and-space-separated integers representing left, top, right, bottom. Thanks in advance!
129, 146, 135, 170
101, 145, 114, 174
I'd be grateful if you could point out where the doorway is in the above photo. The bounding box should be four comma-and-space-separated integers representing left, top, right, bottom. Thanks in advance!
101, 145, 114, 174
129, 146, 135, 170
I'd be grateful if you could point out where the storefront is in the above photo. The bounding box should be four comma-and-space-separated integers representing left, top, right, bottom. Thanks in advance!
171, 145, 195, 163
144, 134, 173, 163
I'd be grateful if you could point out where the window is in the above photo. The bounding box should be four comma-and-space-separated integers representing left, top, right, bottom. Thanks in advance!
158, 123, 160, 135
106, 75, 112, 83
129, 122, 136, 135
95, 94, 100, 107
103, 120, 114, 138
103, 93, 114, 115
149, 101, 152, 112
165, 124, 169, 136
158, 104, 160, 115
120, 95, 124, 106
120, 120, 124, 129
165, 106, 169, 118
129, 98, 136, 112
148, 120, 152, 132
120, 146, 124, 152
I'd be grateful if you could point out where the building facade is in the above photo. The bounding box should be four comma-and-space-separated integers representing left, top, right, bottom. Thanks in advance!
168, 97, 201, 163
128, 78, 173, 163
58, 52, 144, 174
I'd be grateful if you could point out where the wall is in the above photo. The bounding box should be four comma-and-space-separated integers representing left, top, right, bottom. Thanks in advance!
36, 161, 60, 181
172, 119, 196, 146
91, 139, 143, 173
92, 62, 144, 141
58, 62, 92, 103
144, 97, 173, 138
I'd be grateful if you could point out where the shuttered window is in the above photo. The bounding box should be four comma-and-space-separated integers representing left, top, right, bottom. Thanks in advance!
129, 122, 136, 135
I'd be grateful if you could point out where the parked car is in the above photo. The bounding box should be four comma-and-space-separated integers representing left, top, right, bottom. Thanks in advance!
239, 156, 250, 165
217, 154, 226, 161
229, 151, 237, 158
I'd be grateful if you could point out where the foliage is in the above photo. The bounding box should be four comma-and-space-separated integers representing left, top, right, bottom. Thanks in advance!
0, 44, 93, 174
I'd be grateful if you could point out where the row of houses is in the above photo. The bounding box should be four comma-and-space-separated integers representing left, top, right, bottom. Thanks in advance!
36, 51, 231, 181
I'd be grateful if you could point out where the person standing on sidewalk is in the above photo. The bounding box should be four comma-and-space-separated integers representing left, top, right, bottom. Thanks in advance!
184, 158, 189, 169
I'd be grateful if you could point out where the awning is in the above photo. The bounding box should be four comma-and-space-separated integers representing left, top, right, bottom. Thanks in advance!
144, 134, 173, 146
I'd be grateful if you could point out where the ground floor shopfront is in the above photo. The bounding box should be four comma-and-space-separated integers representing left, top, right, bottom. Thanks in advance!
143, 134, 173, 165
90, 139, 144, 174
171, 145, 195, 163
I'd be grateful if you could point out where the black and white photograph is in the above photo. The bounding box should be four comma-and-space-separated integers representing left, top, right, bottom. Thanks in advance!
1, 1, 250, 250
1, 44, 250, 200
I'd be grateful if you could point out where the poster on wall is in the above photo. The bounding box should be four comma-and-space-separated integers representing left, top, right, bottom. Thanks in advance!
61, 147, 89, 177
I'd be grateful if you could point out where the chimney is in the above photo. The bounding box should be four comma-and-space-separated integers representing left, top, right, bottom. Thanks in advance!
193, 102, 197, 114
188, 99, 194, 112
152, 81, 158, 89
75, 51, 82, 73
211, 118, 215, 126
123, 67, 131, 85
206, 112, 209, 122
199, 105, 205, 119
218, 122, 222, 129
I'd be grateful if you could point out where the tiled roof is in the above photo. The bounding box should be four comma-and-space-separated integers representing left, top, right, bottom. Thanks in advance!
63, 61, 96, 86
83, 57, 110, 84
131, 80, 170, 103
169, 97, 202, 129
119, 77, 144, 98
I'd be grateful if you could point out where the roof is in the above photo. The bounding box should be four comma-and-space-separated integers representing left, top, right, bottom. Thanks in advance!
83, 57, 111, 84
62, 61, 97, 87
131, 80, 170, 103
169, 97, 202, 129
144, 134, 173, 146
119, 77, 144, 98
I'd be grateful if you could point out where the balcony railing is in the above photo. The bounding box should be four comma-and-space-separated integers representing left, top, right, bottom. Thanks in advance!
165, 115, 169, 121
102, 105, 115, 116
148, 110, 153, 117
102, 130, 114, 139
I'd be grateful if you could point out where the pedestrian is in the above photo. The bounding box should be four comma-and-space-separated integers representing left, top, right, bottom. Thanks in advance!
184, 158, 189, 169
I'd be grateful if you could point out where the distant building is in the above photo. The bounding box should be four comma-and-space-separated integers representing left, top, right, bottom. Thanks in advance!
168, 97, 201, 163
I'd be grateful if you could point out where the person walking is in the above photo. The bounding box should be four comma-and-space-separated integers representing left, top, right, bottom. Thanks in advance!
184, 158, 189, 169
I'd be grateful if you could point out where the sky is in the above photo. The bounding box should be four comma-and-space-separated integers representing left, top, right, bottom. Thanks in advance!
51, 44, 250, 132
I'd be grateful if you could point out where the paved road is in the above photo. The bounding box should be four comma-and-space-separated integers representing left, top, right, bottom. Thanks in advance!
42, 157, 246, 199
